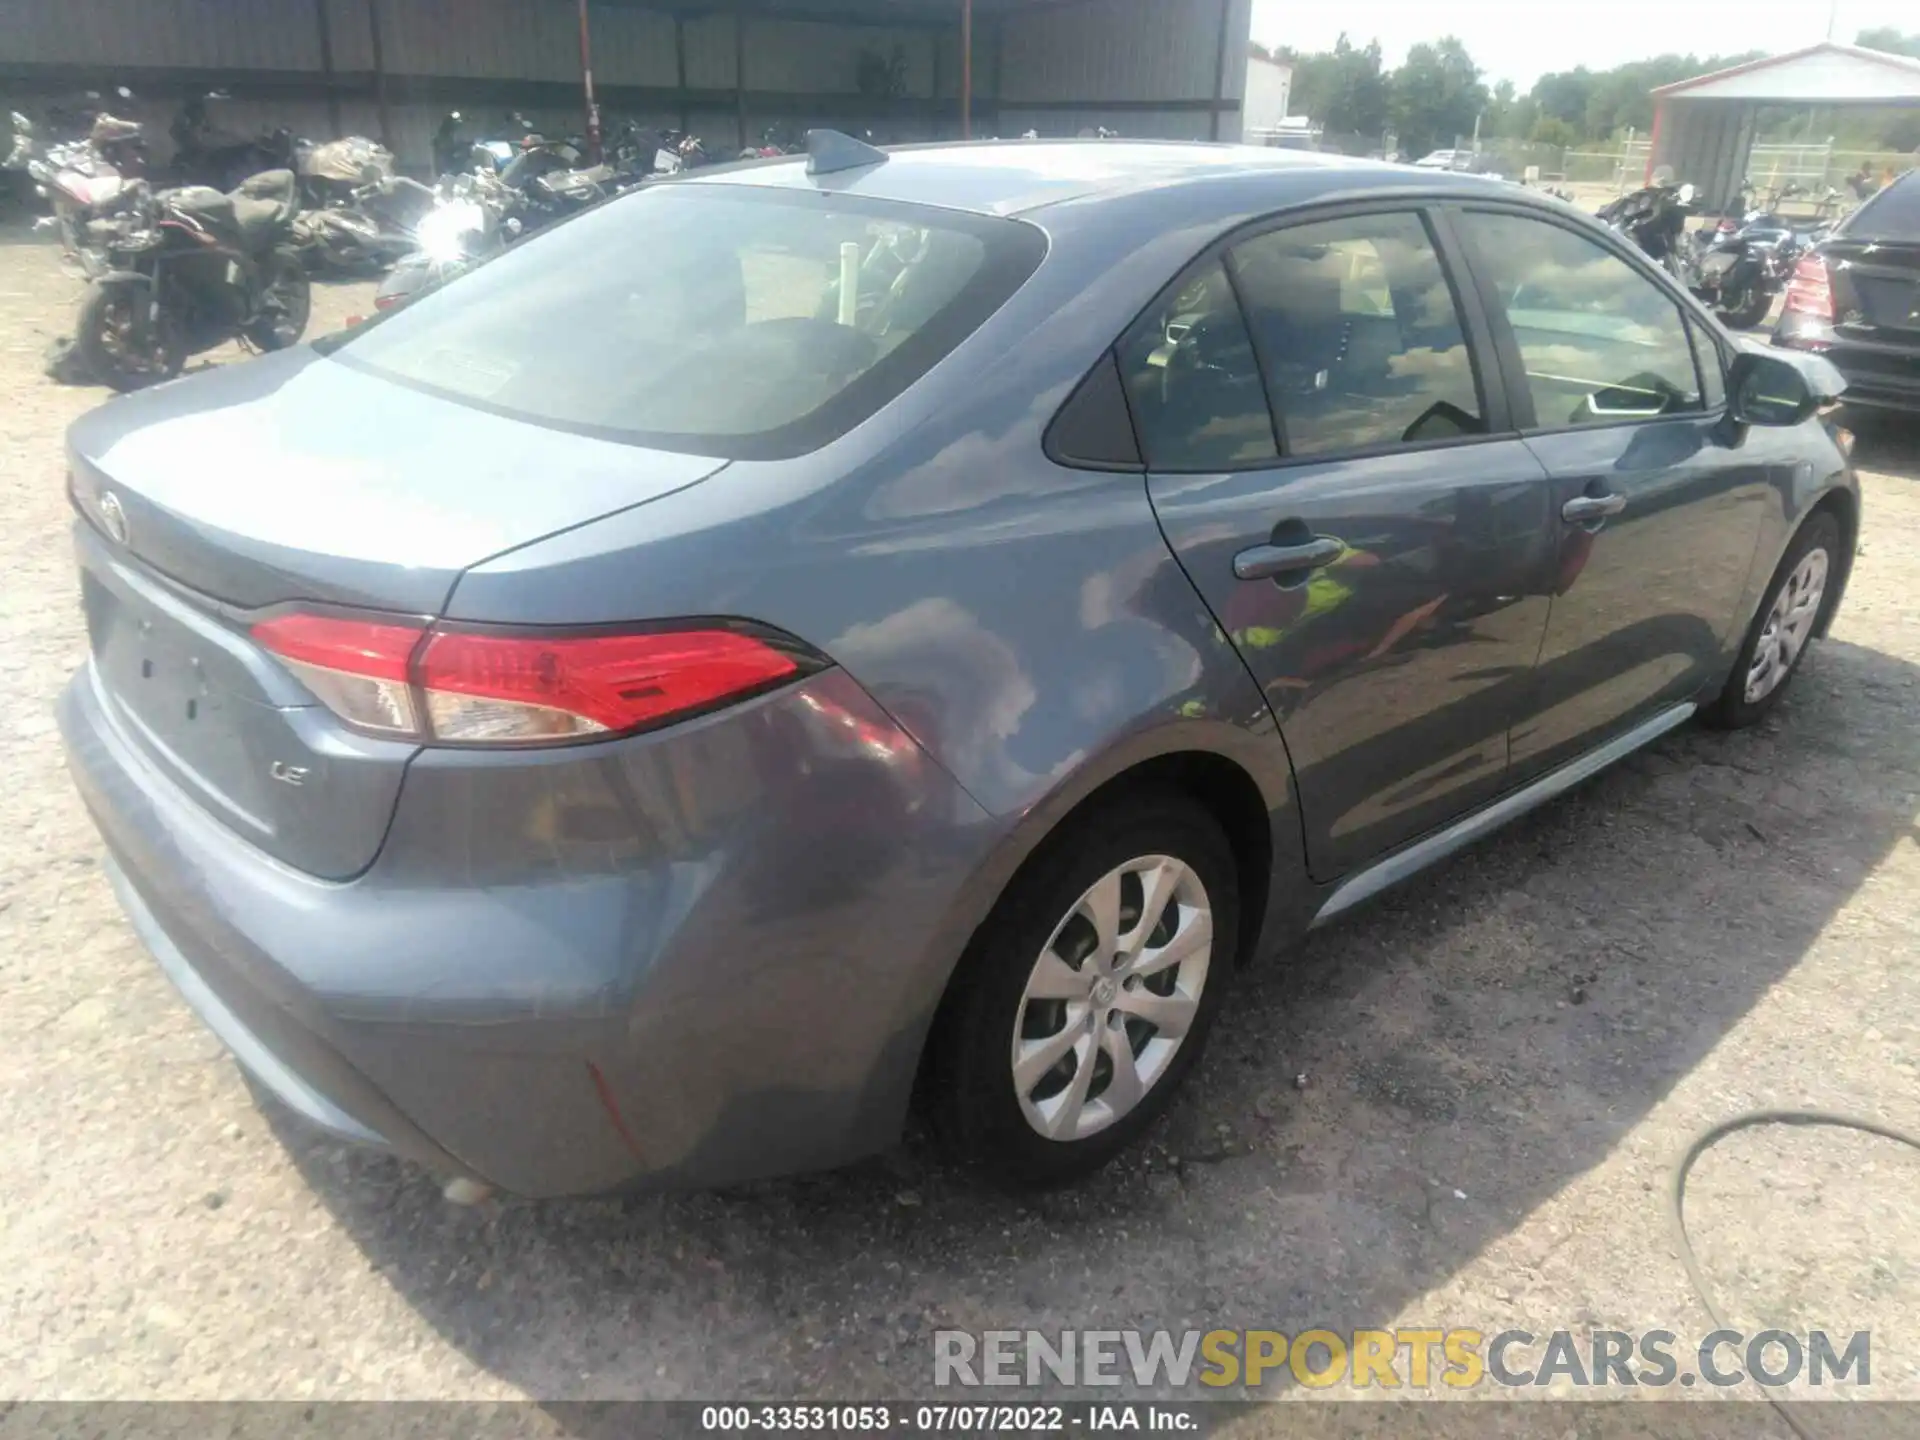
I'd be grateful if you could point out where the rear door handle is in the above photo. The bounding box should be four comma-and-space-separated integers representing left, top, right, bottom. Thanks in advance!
1233, 536, 1346, 581
1561, 493, 1627, 525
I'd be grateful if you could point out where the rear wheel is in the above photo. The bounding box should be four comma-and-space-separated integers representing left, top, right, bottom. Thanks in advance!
73, 279, 183, 392
245, 248, 312, 350
1703, 512, 1841, 729
926, 792, 1238, 1187
1716, 284, 1776, 330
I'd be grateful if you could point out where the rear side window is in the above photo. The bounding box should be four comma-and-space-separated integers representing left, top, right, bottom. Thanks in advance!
1844, 172, 1920, 239
326, 185, 1045, 460
1228, 211, 1485, 456
1455, 210, 1703, 428
1117, 260, 1278, 471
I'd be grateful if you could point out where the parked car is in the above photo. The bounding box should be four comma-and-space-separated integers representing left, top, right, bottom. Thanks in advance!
60, 135, 1856, 1199
1414, 148, 1469, 170
1773, 168, 1920, 416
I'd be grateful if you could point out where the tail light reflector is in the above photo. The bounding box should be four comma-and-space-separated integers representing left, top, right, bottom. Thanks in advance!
1783, 254, 1834, 321
251, 614, 810, 746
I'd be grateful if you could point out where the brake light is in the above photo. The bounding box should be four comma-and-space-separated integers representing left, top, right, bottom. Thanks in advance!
250, 613, 422, 735
1783, 254, 1834, 321
1718, 217, 1736, 232
251, 614, 809, 746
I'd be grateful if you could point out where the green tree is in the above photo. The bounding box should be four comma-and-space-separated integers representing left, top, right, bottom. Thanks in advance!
1530, 115, 1579, 148
1533, 68, 1597, 132
1289, 33, 1390, 139
1389, 36, 1488, 158
1856, 27, 1920, 59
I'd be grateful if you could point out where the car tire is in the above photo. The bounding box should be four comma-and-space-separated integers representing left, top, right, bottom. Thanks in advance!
926, 791, 1238, 1188
1703, 511, 1841, 729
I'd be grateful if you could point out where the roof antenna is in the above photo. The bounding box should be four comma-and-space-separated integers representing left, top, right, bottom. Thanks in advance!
806, 128, 889, 176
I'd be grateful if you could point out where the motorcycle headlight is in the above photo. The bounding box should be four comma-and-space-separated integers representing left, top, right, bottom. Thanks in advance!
416, 199, 485, 263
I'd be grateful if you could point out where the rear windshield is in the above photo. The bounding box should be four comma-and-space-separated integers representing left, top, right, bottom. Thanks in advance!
1843, 172, 1920, 240
327, 183, 1046, 459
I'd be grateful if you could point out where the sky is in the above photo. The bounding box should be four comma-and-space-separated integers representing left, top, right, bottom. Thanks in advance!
1249, 0, 1919, 89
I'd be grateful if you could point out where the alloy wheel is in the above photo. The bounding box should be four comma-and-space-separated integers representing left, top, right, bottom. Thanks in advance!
1744, 547, 1828, 704
1011, 856, 1213, 1142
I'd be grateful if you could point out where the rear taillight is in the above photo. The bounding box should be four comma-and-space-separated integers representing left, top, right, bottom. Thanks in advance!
1783, 254, 1834, 321
1717, 217, 1736, 232
250, 613, 422, 735
251, 613, 812, 746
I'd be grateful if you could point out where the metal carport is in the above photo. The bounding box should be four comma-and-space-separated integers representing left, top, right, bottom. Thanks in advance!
0, 0, 1254, 172
1648, 41, 1920, 214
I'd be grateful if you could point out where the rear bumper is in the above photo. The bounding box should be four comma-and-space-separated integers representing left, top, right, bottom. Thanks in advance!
61, 660, 1001, 1197
1774, 326, 1920, 413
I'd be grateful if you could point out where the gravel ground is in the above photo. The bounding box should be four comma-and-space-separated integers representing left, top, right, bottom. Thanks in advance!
3, 221, 1919, 1424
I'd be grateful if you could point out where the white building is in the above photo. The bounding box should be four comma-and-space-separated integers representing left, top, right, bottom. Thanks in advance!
1242, 53, 1294, 137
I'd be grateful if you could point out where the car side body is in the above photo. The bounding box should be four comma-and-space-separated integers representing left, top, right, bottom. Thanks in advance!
59, 143, 1859, 1197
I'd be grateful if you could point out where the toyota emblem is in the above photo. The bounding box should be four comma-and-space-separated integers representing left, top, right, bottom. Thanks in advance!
98, 490, 129, 546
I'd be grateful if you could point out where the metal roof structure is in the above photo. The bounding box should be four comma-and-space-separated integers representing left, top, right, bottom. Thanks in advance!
1648, 42, 1920, 213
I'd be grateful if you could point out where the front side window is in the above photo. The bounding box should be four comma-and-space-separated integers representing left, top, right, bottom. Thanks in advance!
1117, 259, 1278, 471
1687, 317, 1727, 410
325, 184, 1045, 459
1456, 210, 1703, 428
1228, 211, 1486, 456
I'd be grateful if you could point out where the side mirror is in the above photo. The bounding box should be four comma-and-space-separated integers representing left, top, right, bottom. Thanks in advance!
1727, 351, 1820, 427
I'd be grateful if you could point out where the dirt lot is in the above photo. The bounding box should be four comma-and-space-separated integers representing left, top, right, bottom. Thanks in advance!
3, 221, 1919, 1425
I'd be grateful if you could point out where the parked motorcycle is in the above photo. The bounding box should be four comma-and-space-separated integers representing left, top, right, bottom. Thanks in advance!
16, 109, 149, 262
739, 124, 799, 161
168, 92, 295, 190
374, 123, 679, 311
289, 134, 435, 271
1685, 183, 1842, 330
63, 168, 311, 390
1597, 177, 1695, 282
373, 168, 524, 311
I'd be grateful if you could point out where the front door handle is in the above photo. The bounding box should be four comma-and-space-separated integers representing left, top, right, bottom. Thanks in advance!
1561, 492, 1627, 526
1233, 535, 1346, 581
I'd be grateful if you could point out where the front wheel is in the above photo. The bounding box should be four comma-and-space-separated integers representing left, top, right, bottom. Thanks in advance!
1703, 512, 1841, 729
245, 248, 311, 350
925, 792, 1238, 1187
73, 279, 183, 392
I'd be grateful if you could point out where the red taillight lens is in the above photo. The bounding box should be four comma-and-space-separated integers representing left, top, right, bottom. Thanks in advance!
1717, 217, 1736, 232
251, 614, 807, 746
251, 613, 423, 735
1783, 254, 1834, 321
418, 628, 800, 742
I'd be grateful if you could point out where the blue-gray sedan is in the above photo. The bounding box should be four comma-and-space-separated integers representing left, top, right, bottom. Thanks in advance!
60, 138, 1858, 1195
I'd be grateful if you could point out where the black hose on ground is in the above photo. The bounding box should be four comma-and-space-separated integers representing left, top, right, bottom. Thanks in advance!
1669, 1109, 1920, 1440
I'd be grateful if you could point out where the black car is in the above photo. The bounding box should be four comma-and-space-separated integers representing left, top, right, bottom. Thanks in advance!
1774, 169, 1920, 414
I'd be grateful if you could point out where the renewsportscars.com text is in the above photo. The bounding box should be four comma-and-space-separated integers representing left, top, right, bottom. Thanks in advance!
933, 1328, 1872, 1390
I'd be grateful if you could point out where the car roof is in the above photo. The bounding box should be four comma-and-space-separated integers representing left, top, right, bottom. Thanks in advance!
682, 138, 1501, 218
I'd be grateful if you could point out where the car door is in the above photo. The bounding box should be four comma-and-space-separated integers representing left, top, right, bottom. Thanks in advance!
1446, 207, 1773, 779
1133, 205, 1559, 880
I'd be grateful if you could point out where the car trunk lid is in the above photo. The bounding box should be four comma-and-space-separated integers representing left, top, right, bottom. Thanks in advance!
1824, 237, 1920, 344
68, 347, 728, 878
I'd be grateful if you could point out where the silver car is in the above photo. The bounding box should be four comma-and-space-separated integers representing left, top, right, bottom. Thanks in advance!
60, 138, 1856, 1196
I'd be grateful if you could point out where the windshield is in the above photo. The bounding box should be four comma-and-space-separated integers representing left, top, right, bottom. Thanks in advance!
327, 183, 1046, 459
